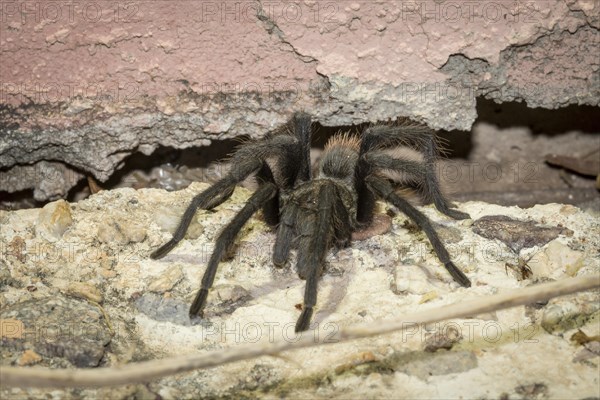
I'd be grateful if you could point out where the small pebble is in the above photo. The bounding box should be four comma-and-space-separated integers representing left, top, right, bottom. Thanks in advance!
419, 291, 438, 304
36, 199, 73, 241
17, 349, 42, 366
424, 327, 462, 352
66, 282, 104, 303
334, 351, 377, 374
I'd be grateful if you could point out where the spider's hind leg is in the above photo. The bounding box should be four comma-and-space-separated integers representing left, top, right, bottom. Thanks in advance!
359, 124, 469, 220
420, 133, 470, 220
366, 175, 471, 288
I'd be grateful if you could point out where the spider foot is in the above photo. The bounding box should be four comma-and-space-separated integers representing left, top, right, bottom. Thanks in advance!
151, 241, 177, 260
442, 207, 471, 220
273, 254, 287, 269
444, 262, 471, 287
189, 288, 209, 318
295, 306, 314, 332
446, 209, 471, 219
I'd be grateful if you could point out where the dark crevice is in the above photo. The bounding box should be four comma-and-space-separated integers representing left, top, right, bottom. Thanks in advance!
0, 189, 41, 211
1, 100, 599, 210
475, 98, 600, 135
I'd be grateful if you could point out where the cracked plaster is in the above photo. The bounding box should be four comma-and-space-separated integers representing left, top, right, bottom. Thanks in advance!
0, 0, 599, 199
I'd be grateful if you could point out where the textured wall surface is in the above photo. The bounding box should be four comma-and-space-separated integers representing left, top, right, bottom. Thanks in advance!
1, 0, 599, 198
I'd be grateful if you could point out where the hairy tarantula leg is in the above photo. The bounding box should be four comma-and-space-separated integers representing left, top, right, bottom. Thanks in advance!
355, 159, 377, 224
151, 135, 297, 259
332, 187, 352, 247
189, 182, 278, 318
275, 112, 312, 189
364, 153, 427, 181
366, 176, 471, 288
295, 183, 335, 332
421, 136, 470, 220
255, 162, 280, 226
292, 112, 313, 184
273, 205, 298, 267
150, 179, 237, 259
356, 124, 428, 224
359, 124, 435, 154
364, 153, 469, 220
358, 124, 469, 221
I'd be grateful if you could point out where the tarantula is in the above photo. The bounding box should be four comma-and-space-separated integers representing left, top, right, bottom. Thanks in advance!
151, 112, 471, 332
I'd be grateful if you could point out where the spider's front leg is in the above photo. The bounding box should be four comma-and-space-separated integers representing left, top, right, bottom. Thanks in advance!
150, 135, 294, 259
189, 182, 278, 317
272, 204, 298, 267
257, 112, 312, 227
294, 183, 336, 332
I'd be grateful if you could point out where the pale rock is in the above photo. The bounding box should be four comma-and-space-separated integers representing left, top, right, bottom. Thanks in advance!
148, 265, 183, 293
153, 204, 205, 240
394, 264, 449, 295
35, 200, 72, 241
543, 240, 584, 278
97, 219, 147, 245
541, 299, 600, 333
121, 223, 147, 243
527, 250, 552, 278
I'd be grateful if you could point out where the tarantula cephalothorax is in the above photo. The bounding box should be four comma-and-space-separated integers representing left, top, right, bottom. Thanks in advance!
151, 112, 471, 332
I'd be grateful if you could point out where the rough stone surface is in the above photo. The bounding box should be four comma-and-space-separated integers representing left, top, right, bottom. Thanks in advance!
0, 184, 599, 398
472, 214, 573, 253
0, 161, 83, 201
439, 115, 600, 208
0, 296, 112, 368
1, 0, 599, 198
